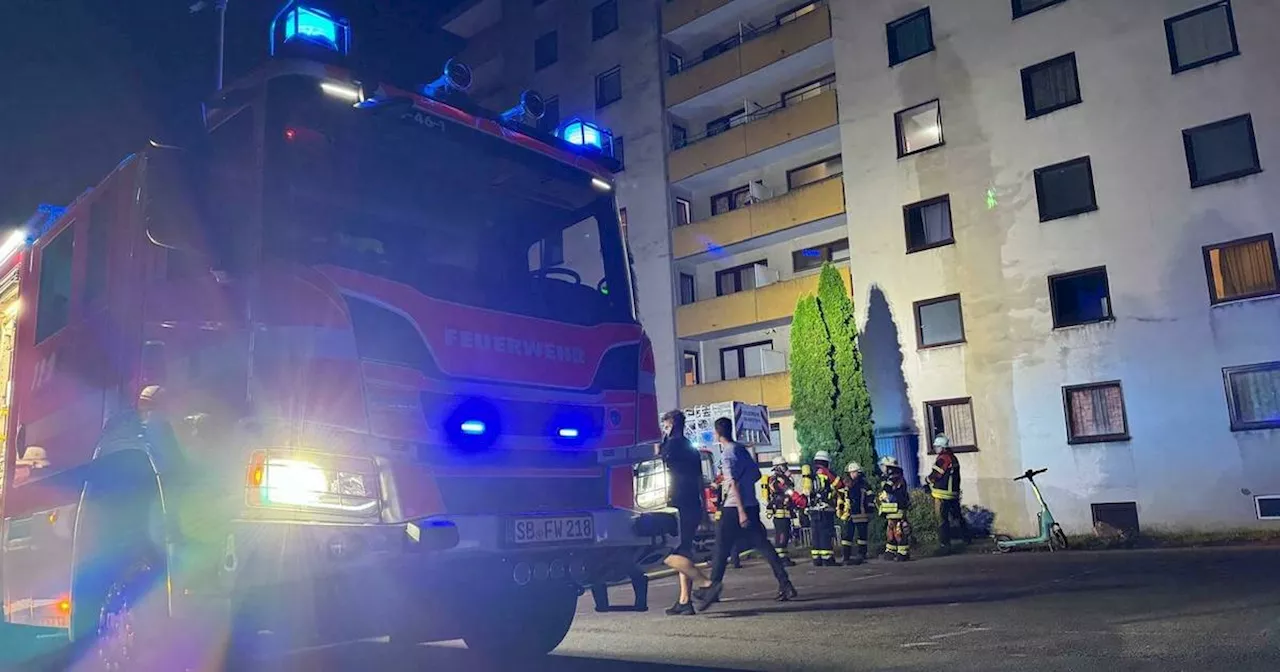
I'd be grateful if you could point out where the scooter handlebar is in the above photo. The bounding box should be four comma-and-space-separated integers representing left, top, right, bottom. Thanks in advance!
1013, 468, 1048, 481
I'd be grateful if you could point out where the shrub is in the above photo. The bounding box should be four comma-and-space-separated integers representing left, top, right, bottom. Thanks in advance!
963, 505, 996, 537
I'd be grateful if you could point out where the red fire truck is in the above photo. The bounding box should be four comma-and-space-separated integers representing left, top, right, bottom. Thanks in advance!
0, 4, 673, 668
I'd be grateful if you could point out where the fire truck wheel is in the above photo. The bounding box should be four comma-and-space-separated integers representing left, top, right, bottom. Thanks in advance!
461, 584, 577, 658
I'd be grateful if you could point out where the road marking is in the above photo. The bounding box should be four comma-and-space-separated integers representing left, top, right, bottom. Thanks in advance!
931, 627, 991, 640
851, 572, 888, 582
901, 641, 939, 648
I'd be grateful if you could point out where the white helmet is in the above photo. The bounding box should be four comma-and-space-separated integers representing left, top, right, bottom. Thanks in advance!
771, 455, 788, 467
933, 434, 951, 450
879, 456, 900, 470
846, 462, 861, 475
813, 450, 831, 464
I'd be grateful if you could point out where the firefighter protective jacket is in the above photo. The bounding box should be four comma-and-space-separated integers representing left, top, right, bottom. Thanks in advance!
928, 451, 961, 500
837, 474, 875, 522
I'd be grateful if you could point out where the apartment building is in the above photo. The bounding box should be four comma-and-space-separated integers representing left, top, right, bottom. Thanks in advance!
443, 0, 1280, 534
833, 0, 1280, 532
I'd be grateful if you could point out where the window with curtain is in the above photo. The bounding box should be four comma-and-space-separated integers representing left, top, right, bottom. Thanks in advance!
925, 398, 977, 452
1224, 362, 1280, 431
904, 195, 953, 252
1204, 235, 1278, 303
1064, 382, 1129, 443
1165, 1, 1239, 73
1021, 53, 1081, 119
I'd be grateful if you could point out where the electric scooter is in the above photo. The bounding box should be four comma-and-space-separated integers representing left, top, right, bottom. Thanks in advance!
994, 468, 1069, 553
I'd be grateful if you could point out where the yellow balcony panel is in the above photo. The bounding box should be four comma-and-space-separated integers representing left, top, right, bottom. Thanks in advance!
675, 267, 849, 339
668, 124, 747, 183
673, 177, 844, 259
745, 89, 837, 155
667, 51, 742, 106
739, 4, 831, 74
662, 0, 732, 35
681, 372, 792, 410
672, 208, 750, 259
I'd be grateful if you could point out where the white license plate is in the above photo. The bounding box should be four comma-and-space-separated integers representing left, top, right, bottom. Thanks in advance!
510, 515, 594, 544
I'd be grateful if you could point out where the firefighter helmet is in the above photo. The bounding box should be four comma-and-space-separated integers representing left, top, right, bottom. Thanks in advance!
813, 450, 831, 464
933, 434, 951, 450
879, 456, 900, 470
846, 462, 862, 475
771, 455, 788, 467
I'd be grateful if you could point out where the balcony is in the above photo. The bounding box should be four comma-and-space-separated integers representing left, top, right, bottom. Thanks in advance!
681, 371, 792, 410
676, 265, 851, 339
666, 3, 832, 110
668, 88, 838, 185
672, 176, 845, 260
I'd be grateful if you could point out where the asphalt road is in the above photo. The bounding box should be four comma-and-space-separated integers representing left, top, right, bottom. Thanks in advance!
261, 546, 1280, 671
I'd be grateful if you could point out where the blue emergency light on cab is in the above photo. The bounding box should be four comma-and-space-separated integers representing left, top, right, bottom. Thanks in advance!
558, 118, 613, 158
271, 1, 351, 56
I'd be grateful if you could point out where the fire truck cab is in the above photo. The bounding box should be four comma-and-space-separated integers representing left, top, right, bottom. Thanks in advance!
0, 4, 674, 668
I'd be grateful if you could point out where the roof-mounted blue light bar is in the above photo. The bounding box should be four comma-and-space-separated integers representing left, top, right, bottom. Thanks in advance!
559, 119, 614, 158
271, 2, 350, 56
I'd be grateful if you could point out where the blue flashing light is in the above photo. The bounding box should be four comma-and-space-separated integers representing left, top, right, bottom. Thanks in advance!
272, 2, 350, 56
559, 118, 613, 157
460, 420, 487, 436
557, 428, 580, 439
801, 248, 821, 257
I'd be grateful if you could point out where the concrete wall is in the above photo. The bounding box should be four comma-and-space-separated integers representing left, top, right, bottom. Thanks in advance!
832, 0, 1280, 534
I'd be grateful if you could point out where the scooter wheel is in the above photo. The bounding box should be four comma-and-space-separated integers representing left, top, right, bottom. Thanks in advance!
993, 534, 1014, 553
1050, 525, 1069, 551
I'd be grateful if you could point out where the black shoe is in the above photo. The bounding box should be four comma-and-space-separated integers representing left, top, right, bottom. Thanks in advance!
692, 582, 723, 612
894, 553, 910, 562
776, 582, 798, 601
845, 555, 864, 566
664, 601, 695, 616
880, 552, 896, 561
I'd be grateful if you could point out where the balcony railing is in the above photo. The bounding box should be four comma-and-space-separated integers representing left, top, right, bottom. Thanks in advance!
674, 77, 835, 151
680, 371, 793, 410
676, 265, 851, 338
670, 0, 826, 73
672, 175, 845, 259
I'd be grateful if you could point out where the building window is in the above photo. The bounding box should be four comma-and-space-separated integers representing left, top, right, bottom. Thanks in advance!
683, 351, 701, 386
1256, 496, 1280, 520
534, 30, 558, 70
914, 294, 964, 348
592, 0, 619, 41
537, 96, 559, 134
671, 123, 688, 150
706, 109, 746, 138
1183, 114, 1261, 188
786, 155, 842, 190
1063, 382, 1129, 444
1203, 234, 1279, 304
1049, 267, 1112, 328
781, 73, 835, 107
711, 185, 751, 216
1224, 362, 1280, 431
903, 195, 954, 253
1021, 53, 1080, 119
925, 398, 977, 452
674, 198, 692, 226
679, 272, 696, 305
613, 136, 625, 170
1165, 1, 1239, 74
757, 421, 784, 467
595, 66, 622, 108
1013, 0, 1068, 19
716, 260, 765, 297
85, 195, 113, 308
777, 1, 819, 25
36, 225, 75, 344
886, 8, 934, 66
895, 99, 943, 157
668, 52, 684, 75
793, 239, 849, 273
1034, 156, 1097, 221
720, 340, 773, 380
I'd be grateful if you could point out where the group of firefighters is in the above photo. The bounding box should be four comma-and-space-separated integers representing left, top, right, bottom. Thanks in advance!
710, 434, 969, 566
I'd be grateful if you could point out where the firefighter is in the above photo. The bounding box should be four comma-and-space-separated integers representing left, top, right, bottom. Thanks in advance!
877, 456, 912, 561
927, 434, 971, 554
838, 462, 874, 565
764, 456, 798, 567
806, 450, 839, 566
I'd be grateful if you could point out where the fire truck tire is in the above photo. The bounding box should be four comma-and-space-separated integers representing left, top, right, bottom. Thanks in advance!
461, 584, 577, 658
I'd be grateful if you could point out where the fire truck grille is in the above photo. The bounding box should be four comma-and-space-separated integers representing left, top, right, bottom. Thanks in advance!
432, 474, 610, 516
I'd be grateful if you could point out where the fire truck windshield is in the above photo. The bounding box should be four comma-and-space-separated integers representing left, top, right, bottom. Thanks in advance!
262, 77, 634, 326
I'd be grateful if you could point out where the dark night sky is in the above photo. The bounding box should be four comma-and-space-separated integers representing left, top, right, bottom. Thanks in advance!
0, 0, 466, 226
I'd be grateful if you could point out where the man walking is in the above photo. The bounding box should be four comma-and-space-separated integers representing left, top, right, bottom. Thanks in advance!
694, 418, 798, 612
658, 410, 716, 616
927, 434, 971, 554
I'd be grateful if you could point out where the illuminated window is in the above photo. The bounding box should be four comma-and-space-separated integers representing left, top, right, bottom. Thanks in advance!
1203, 235, 1278, 304
895, 99, 942, 157
781, 74, 835, 107
777, 1, 819, 25
792, 239, 848, 273
1063, 382, 1129, 444
1034, 156, 1096, 221
925, 398, 977, 452
674, 198, 692, 227
1021, 53, 1081, 119
1165, 1, 1239, 74
683, 351, 701, 386
786, 155, 842, 190
1049, 267, 1112, 328
914, 295, 964, 348
887, 8, 934, 66
904, 195, 953, 253
1183, 114, 1260, 188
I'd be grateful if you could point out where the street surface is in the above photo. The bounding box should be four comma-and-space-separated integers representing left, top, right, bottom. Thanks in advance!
261, 546, 1280, 671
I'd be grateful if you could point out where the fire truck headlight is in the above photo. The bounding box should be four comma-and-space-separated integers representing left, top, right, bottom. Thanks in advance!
250, 452, 379, 515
